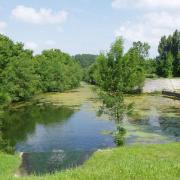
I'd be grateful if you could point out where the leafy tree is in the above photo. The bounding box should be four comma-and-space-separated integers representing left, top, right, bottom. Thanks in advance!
1, 52, 40, 101
34, 49, 82, 92
73, 54, 98, 82
0, 34, 39, 102
162, 52, 173, 77
122, 47, 145, 92
157, 30, 180, 77
0, 34, 83, 106
87, 38, 147, 120
144, 59, 157, 78
133, 41, 150, 59
172, 30, 180, 76
88, 38, 147, 93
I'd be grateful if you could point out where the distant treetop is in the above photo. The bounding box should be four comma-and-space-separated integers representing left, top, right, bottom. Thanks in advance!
73, 54, 98, 68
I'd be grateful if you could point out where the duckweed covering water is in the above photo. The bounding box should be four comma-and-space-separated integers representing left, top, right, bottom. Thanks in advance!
1, 84, 179, 175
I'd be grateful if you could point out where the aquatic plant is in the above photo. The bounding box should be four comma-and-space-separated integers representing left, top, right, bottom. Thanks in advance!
113, 125, 126, 146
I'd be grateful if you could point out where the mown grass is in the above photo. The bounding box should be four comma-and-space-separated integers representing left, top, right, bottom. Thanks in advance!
1, 143, 180, 180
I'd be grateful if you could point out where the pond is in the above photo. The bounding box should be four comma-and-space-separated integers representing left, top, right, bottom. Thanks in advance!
1, 84, 180, 175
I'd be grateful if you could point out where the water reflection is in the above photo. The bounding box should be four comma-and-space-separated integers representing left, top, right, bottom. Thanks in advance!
0, 90, 179, 175
1, 102, 116, 175
148, 107, 161, 128
159, 116, 180, 141
125, 104, 180, 144
0, 104, 75, 152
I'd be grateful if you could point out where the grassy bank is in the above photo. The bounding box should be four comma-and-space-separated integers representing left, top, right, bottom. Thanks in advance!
0, 153, 21, 180
1, 143, 180, 180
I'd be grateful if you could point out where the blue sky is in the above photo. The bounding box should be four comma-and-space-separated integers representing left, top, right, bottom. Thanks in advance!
0, 0, 180, 57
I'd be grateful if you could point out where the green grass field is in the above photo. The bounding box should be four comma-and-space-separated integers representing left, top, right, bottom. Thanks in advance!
1, 143, 180, 180
0, 152, 21, 180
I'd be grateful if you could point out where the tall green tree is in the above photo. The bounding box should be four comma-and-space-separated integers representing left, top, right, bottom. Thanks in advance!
88, 38, 147, 93
162, 52, 173, 77
157, 30, 180, 77
1, 52, 40, 101
87, 38, 146, 120
34, 49, 82, 92
144, 59, 157, 78
132, 41, 150, 59
0, 34, 39, 102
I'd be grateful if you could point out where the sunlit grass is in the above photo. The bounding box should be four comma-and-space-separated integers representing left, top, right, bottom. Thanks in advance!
1, 143, 180, 180
0, 153, 21, 179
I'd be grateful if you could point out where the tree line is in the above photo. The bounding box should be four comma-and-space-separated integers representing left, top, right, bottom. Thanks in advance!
142, 30, 180, 78
79, 30, 180, 82
0, 30, 179, 110
0, 34, 82, 108
73, 54, 97, 68
157, 30, 180, 77
1, 30, 179, 107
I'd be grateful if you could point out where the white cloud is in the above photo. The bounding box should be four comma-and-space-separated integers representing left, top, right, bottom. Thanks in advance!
24, 41, 38, 50
11, 5, 68, 25
112, 0, 180, 56
45, 40, 56, 46
112, 0, 180, 9
57, 26, 64, 33
115, 12, 180, 56
0, 21, 7, 32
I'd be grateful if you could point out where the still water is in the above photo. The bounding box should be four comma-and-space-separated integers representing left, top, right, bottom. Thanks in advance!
1, 84, 180, 175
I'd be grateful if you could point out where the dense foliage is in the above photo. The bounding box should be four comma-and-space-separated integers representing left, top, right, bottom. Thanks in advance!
0, 34, 82, 152
126, 30, 180, 78
157, 30, 180, 77
87, 38, 148, 93
34, 50, 82, 93
0, 103, 74, 153
144, 59, 157, 78
73, 54, 97, 82
87, 38, 148, 120
73, 54, 97, 68
0, 34, 82, 107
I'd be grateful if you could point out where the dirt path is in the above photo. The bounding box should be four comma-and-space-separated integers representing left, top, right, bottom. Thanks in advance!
143, 78, 180, 93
